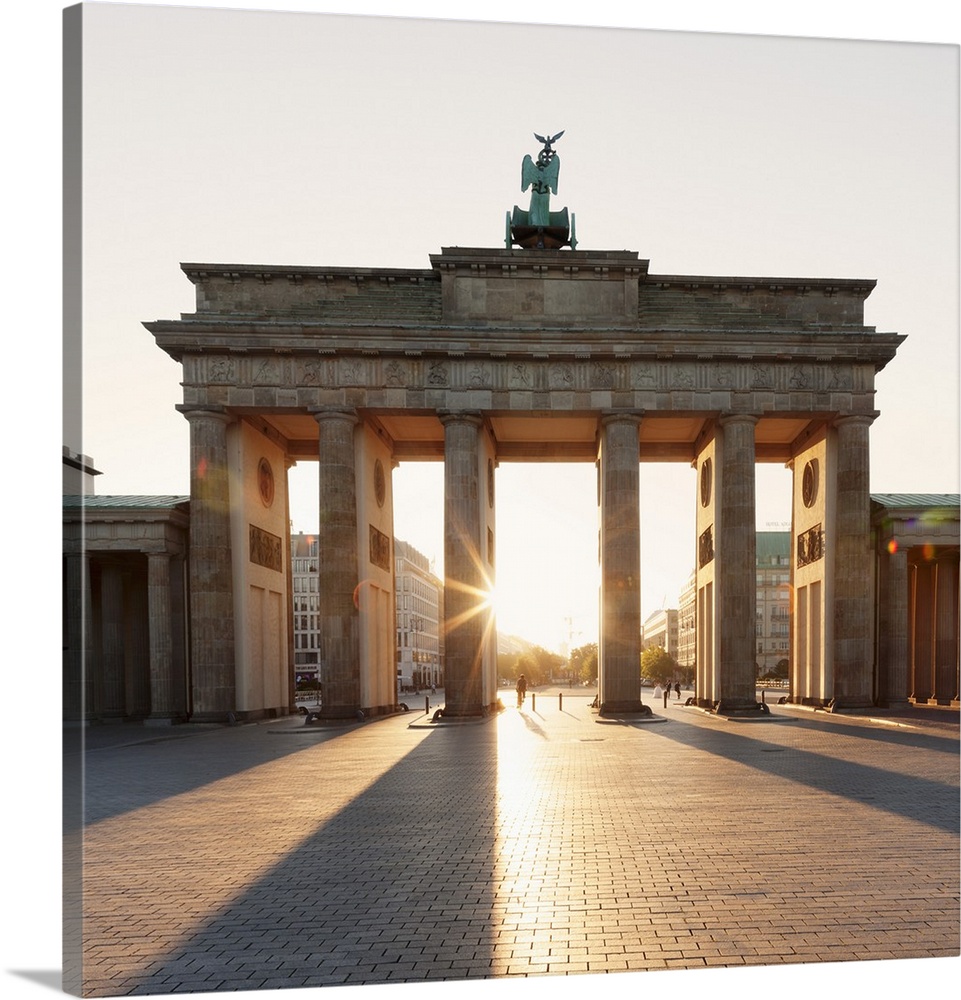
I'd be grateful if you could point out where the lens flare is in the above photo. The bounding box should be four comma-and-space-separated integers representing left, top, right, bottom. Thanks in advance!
887, 539, 898, 555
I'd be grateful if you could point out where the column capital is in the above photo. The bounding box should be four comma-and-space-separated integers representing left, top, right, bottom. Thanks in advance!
718, 411, 760, 427
833, 412, 879, 429
599, 410, 643, 428
309, 407, 358, 426
176, 404, 232, 425
438, 410, 484, 428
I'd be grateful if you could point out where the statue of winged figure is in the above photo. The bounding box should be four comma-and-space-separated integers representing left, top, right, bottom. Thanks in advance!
521, 131, 565, 226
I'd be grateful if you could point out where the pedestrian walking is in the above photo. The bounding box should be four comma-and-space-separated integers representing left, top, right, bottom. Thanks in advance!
663, 683, 670, 708
674, 682, 681, 700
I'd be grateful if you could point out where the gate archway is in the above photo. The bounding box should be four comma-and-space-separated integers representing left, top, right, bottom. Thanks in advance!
147, 245, 902, 721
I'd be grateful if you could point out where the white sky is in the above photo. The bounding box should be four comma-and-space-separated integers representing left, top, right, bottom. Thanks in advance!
5, 5, 959, 999
66, 2, 958, 652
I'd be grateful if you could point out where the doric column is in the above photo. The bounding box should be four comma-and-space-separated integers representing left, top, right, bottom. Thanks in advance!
878, 546, 910, 708
933, 550, 960, 704
597, 412, 644, 714
146, 552, 178, 721
440, 412, 486, 716
911, 559, 934, 702
313, 408, 361, 717
63, 552, 93, 721
99, 562, 126, 719
832, 415, 875, 708
284, 457, 296, 712
716, 413, 758, 712
178, 405, 235, 720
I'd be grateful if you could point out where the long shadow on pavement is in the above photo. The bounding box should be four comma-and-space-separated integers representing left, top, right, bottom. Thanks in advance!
68, 718, 392, 831
634, 710, 959, 835
82, 721, 502, 994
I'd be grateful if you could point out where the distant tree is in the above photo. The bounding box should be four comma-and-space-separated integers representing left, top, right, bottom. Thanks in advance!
641, 645, 676, 686
569, 642, 598, 685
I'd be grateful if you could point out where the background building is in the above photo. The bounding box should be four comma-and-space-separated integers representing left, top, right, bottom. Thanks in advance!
395, 539, 443, 693
642, 608, 679, 660
756, 531, 792, 677
291, 532, 321, 691
677, 568, 696, 671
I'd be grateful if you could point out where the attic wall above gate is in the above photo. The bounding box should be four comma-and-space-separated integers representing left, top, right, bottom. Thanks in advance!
145, 247, 904, 464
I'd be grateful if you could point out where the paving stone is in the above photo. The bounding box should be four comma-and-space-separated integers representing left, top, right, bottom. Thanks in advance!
71, 695, 959, 995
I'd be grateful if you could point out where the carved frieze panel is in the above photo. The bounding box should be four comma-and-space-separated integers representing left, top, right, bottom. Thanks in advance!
698, 525, 714, 568
369, 524, 391, 571
249, 524, 282, 572
797, 524, 824, 567
184, 353, 867, 411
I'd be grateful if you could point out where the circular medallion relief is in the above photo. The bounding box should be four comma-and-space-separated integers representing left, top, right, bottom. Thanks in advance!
699, 458, 712, 508
374, 459, 386, 508
802, 459, 819, 508
257, 457, 275, 508
488, 459, 494, 508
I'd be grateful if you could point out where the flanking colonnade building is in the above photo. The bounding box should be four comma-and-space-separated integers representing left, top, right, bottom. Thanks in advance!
132, 236, 936, 722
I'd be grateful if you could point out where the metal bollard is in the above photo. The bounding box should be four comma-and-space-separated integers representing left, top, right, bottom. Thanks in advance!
531, 693, 536, 712
559, 692, 563, 711
426, 695, 430, 715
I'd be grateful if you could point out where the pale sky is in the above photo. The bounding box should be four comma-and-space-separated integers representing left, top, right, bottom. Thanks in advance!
6, 4, 959, 1000
67, 1, 958, 651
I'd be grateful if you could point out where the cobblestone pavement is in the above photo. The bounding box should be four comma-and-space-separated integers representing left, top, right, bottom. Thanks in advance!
67, 693, 959, 997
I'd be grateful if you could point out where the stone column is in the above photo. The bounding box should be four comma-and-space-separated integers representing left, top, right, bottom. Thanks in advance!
284, 458, 296, 713
146, 552, 178, 722
313, 409, 361, 718
933, 550, 959, 704
716, 413, 758, 713
911, 559, 934, 702
832, 415, 875, 709
63, 552, 93, 721
179, 406, 236, 720
99, 562, 126, 719
440, 412, 486, 717
598, 413, 644, 714
878, 546, 910, 708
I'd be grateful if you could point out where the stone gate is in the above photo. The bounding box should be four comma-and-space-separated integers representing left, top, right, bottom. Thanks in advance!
146, 244, 903, 721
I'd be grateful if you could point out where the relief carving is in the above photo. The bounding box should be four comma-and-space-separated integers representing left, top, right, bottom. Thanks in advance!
790, 365, 812, 389
249, 524, 283, 573
550, 363, 574, 388
369, 524, 391, 571
469, 363, 492, 387
254, 360, 280, 384
751, 363, 773, 388
592, 363, 615, 388
384, 360, 408, 386
671, 365, 695, 389
341, 361, 363, 385
829, 366, 852, 389
427, 361, 448, 386
633, 364, 657, 387
797, 524, 824, 567
300, 360, 321, 385
510, 363, 532, 387
713, 365, 735, 387
208, 358, 235, 383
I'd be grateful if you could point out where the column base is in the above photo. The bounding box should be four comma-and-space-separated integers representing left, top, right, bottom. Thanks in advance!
144, 714, 188, 727
713, 699, 770, 717
876, 699, 911, 711
826, 698, 875, 713
598, 700, 652, 716
436, 702, 497, 719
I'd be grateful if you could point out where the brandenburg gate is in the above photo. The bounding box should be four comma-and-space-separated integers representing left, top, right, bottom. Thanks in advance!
146, 135, 903, 722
